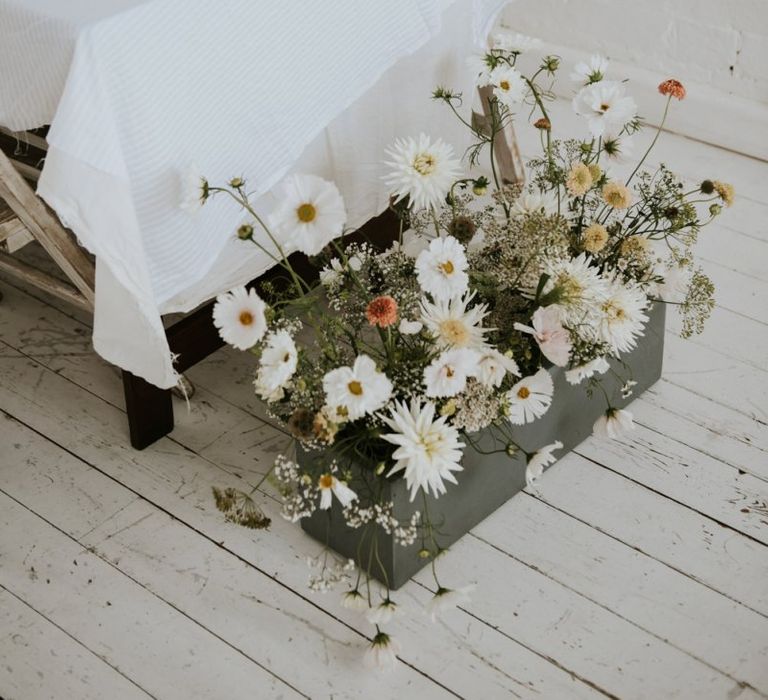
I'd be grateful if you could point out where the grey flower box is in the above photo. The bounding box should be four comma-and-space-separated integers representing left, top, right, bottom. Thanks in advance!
301, 303, 666, 590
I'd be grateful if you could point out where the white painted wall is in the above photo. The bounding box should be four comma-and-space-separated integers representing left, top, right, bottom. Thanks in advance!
499, 0, 768, 157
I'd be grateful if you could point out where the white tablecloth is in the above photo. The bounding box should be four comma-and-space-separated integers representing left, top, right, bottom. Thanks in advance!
1, 0, 506, 388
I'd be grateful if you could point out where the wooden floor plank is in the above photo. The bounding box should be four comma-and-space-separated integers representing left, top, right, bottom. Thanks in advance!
0, 588, 151, 700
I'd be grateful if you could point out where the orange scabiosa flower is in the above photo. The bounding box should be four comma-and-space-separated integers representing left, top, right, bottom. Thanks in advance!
658, 79, 686, 100
366, 295, 399, 328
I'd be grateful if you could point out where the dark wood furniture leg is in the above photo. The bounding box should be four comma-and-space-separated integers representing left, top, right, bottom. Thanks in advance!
123, 208, 400, 450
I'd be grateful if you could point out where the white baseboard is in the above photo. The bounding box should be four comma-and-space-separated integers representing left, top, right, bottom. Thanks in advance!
518, 41, 768, 162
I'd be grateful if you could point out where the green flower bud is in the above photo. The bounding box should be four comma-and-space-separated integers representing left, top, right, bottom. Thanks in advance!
237, 224, 254, 240
229, 176, 245, 188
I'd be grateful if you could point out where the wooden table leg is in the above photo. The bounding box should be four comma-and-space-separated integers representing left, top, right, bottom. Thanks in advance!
122, 370, 174, 450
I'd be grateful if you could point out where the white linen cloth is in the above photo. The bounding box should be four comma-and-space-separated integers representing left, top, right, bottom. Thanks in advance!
1, 0, 507, 388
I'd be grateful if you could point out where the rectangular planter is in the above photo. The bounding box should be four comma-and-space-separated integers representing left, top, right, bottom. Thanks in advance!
301, 303, 666, 589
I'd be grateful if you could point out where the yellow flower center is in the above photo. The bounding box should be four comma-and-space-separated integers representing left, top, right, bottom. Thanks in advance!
439, 319, 470, 346
297, 202, 317, 223
600, 102, 610, 112
445, 366, 455, 378
413, 153, 437, 176
499, 80, 510, 91
602, 301, 626, 322
347, 380, 363, 396
517, 386, 531, 399
283, 352, 291, 362
239, 311, 254, 326
440, 260, 455, 275
319, 474, 334, 489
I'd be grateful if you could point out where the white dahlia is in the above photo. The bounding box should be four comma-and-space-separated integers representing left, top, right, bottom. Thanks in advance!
572, 80, 638, 138
254, 330, 298, 401
269, 174, 346, 256
423, 348, 480, 398
525, 441, 563, 488
597, 278, 649, 355
415, 236, 469, 301
420, 293, 488, 350
593, 408, 635, 439
506, 368, 554, 425
511, 190, 558, 217
323, 355, 393, 421
384, 133, 462, 211
544, 254, 609, 326
212, 286, 267, 351
381, 399, 465, 501
488, 64, 527, 108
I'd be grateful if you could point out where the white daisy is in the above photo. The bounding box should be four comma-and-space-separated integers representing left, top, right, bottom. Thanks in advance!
420, 293, 488, 350
514, 306, 572, 367
423, 348, 480, 398
178, 164, 207, 214
381, 399, 465, 501
254, 330, 298, 402
544, 254, 609, 326
323, 355, 393, 421
570, 54, 609, 84
426, 585, 474, 622
525, 441, 563, 488
415, 236, 469, 301
488, 64, 528, 108
565, 356, 610, 385
319, 258, 344, 287
597, 278, 649, 354
318, 474, 357, 510
364, 632, 400, 672
593, 408, 634, 439
398, 318, 423, 335
511, 190, 558, 217
492, 32, 542, 53
652, 262, 691, 303
476, 349, 520, 388
572, 80, 638, 138
366, 600, 398, 625
384, 133, 462, 211
212, 286, 267, 351
506, 368, 554, 425
341, 589, 369, 611
269, 174, 346, 256
400, 230, 431, 259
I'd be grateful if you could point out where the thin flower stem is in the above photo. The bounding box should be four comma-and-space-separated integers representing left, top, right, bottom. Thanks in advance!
626, 96, 672, 186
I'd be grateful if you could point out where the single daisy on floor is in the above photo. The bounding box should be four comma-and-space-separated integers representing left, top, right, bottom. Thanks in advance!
213, 286, 267, 351
415, 235, 469, 301
426, 585, 475, 622
269, 173, 346, 256
384, 133, 461, 211
381, 399, 464, 501
364, 632, 401, 672
506, 368, 554, 425
323, 355, 393, 421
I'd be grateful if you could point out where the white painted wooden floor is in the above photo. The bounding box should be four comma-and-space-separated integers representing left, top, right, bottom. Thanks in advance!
1, 124, 768, 699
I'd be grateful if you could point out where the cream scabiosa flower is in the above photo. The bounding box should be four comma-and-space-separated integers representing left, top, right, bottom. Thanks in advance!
381, 399, 464, 501
415, 236, 469, 301
317, 474, 357, 510
423, 348, 480, 398
514, 306, 572, 367
384, 133, 461, 211
270, 174, 346, 256
420, 293, 488, 350
526, 441, 563, 488
212, 286, 267, 351
593, 408, 634, 439
254, 330, 298, 401
506, 368, 554, 425
572, 80, 637, 138
323, 355, 393, 421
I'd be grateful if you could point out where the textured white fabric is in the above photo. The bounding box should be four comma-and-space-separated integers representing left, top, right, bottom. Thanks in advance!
1, 0, 507, 387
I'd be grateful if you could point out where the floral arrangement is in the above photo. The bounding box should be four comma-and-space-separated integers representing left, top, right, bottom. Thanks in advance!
196, 34, 733, 669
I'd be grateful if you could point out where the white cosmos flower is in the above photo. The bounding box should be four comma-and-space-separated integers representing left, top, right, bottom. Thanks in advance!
212, 286, 267, 351
317, 474, 357, 510
269, 174, 346, 256
653, 262, 691, 302
366, 600, 398, 625
423, 348, 480, 398
514, 306, 572, 367
602, 132, 635, 166
420, 293, 488, 350
178, 164, 207, 214
476, 349, 520, 388
570, 54, 609, 84
511, 190, 558, 217
492, 32, 542, 53
323, 355, 393, 421
597, 278, 649, 355
381, 399, 465, 501
488, 64, 527, 108
426, 585, 474, 622
466, 53, 493, 86
400, 230, 431, 258
364, 632, 400, 672
254, 330, 298, 402
506, 368, 554, 425
319, 258, 344, 287
415, 236, 469, 301
572, 80, 638, 138
565, 356, 610, 385
593, 408, 634, 439
341, 589, 369, 611
544, 254, 609, 326
526, 441, 563, 488
384, 133, 462, 211
398, 318, 423, 335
